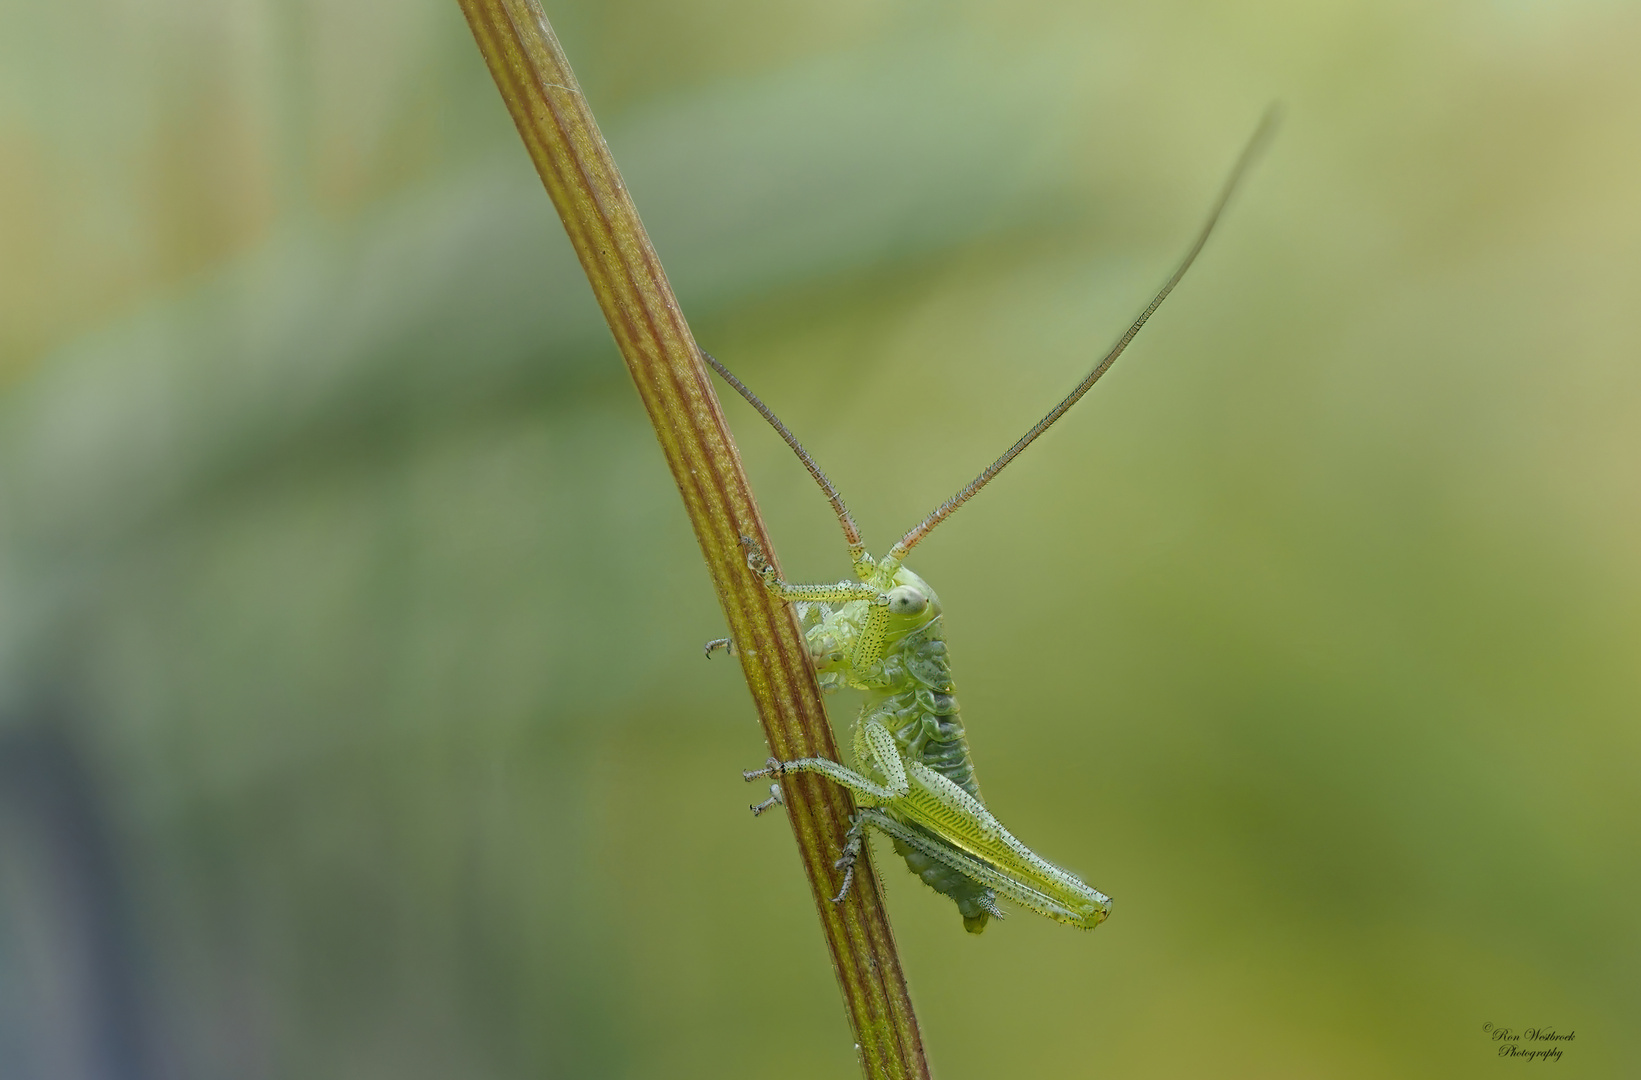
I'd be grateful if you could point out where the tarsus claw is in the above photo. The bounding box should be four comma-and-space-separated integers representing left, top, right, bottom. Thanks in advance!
749, 783, 784, 816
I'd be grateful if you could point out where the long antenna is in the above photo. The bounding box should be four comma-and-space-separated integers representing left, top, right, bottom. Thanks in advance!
888, 106, 1281, 562
701, 350, 867, 564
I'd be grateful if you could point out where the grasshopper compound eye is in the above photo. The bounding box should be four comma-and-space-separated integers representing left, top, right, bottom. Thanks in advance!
885, 585, 929, 616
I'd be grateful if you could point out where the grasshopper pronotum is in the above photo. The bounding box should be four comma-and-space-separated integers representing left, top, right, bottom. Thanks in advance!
708, 111, 1276, 933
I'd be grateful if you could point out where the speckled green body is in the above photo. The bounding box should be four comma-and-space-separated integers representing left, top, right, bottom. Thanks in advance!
800, 568, 1000, 931
741, 545, 1112, 934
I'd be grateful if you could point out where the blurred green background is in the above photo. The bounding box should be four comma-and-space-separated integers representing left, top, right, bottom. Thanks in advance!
1, 1, 1636, 1077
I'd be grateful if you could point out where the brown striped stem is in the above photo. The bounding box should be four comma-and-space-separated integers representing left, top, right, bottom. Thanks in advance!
453, 3, 931, 1078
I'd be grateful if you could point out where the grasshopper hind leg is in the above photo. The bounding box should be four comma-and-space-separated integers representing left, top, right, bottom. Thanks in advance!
886, 826, 1001, 935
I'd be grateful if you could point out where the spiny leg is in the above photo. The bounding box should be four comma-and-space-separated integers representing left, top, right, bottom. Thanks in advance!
739, 724, 915, 902
894, 757, 1110, 913
736, 765, 869, 904
741, 728, 910, 806
831, 814, 869, 904
741, 755, 899, 802
738, 535, 897, 678
740, 739, 905, 902
740, 536, 881, 605
861, 808, 1109, 929
749, 782, 783, 815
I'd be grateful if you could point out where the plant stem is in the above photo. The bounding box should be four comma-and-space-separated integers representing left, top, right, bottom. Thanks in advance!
454, 4, 931, 1077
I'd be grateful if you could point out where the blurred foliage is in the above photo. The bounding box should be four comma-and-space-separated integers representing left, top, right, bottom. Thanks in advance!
1, 0, 1638, 1078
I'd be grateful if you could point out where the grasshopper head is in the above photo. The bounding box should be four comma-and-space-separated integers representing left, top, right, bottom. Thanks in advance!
879, 569, 942, 653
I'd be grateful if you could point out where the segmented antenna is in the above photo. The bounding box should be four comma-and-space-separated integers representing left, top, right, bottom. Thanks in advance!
888, 106, 1281, 562
701, 350, 868, 564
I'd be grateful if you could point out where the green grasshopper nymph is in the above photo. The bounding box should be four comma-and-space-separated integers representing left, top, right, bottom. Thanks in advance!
706, 110, 1277, 934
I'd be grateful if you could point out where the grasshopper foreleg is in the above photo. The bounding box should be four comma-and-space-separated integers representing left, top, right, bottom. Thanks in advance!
740, 536, 881, 605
